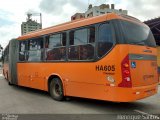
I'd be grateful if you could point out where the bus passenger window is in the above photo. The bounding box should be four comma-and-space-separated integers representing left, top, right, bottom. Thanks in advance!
27, 37, 44, 62
98, 23, 114, 58
46, 33, 66, 61
62, 32, 66, 46
69, 27, 95, 61
69, 31, 74, 45
46, 47, 66, 61
80, 44, 94, 60
74, 29, 88, 45
19, 41, 27, 61
37, 39, 44, 49
45, 37, 49, 48
89, 27, 95, 43
29, 39, 37, 50
68, 46, 79, 60
28, 50, 42, 61
19, 52, 25, 61
49, 34, 62, 48
20, 41, 27, 51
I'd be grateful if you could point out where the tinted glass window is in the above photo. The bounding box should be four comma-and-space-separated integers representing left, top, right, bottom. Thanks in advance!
37, 39, 44, 49
69, 44, 94, 60
98, 23, 114, 58
89, 27, 95, 43
20, 41, 27, 51
46, 47, 66, 61
69, 31, 74, 45
28, 38, 43, 50
19, 52, 25, 61
27, 50, 42, 61
46, 33, 66, 61
19, 41, 27, 61
68, 46, 79, 60
120, 20, 156, 47
74, 29, 88, 45
49, 34, 61, 48
29, 39, 37, 50
69, 27, 95, 60
26, 37, 44, 62
62, 33, 66, 46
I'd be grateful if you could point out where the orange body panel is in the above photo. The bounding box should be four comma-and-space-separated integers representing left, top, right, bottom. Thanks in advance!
17, 45, 158, 102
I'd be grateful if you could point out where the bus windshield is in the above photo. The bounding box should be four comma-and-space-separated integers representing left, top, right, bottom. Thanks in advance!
120, 20, 156, 47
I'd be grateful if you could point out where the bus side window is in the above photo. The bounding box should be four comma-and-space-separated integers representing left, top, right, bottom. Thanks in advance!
46, 33, 66, 61
45, 36, 49, 48
69, 27, 95, 61
69, 31, 74, 45
27, 38, 43, 62
80, 44, 94, 60
98, 23, 114, 58
89, 26, 95, 43
19, 41, 27, 61
62, 32, 66, 46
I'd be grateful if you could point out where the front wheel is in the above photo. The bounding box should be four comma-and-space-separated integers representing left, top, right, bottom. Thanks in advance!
49, 78, 64, 101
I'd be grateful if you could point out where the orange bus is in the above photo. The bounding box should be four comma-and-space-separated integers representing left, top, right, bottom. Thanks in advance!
2, 13, 159, 102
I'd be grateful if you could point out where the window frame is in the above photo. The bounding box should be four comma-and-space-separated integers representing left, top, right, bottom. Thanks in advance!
27, 37, 44, 62
18, 36, 45, 62
45, 31, 67, 62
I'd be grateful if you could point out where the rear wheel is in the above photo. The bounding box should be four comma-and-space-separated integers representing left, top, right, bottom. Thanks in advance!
49, 78, 64, 101
8, 81, 13, 86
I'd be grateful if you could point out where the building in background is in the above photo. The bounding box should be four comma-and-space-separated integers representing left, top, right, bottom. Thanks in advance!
21, 13, 42, 35
71, 4, 128, 21
85, 4, 127, 18
71, 13, 85, 21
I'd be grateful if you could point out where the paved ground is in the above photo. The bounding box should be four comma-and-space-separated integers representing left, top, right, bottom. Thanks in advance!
0, 73, 159, 119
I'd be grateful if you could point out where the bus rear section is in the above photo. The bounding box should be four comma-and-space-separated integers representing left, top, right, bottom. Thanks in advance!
112, 19, 159, 102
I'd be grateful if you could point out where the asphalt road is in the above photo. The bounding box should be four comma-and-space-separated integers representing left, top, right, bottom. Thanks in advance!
0, 73, 159, 119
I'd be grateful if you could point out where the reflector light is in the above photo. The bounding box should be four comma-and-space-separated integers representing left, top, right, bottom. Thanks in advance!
124, 70, 130, 75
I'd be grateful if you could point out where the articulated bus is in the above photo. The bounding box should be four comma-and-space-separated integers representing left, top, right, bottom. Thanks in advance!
2, 13, 159, 102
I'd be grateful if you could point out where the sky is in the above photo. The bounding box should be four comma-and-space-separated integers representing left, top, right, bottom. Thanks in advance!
0, 0, 160, 49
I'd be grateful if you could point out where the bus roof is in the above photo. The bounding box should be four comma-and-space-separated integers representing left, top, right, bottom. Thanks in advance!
17, 13, 141, 40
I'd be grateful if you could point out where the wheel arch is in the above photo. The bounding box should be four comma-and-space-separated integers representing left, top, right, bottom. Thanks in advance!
47, 73, 66, 96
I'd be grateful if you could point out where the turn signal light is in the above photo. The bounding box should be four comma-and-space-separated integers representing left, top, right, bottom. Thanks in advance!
123, 63, 129, 68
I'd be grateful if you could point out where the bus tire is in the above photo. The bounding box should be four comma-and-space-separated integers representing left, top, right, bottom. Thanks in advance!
49, 78, 64, 101
8, 81, 12, 86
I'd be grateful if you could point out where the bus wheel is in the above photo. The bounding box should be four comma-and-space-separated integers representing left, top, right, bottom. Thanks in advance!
8, 81, 12, 86
49, 78, 64, 101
